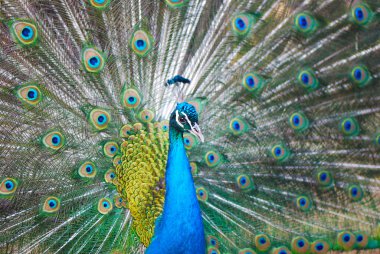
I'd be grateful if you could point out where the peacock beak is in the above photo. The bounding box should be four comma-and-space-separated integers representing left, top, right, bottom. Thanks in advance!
189, 122, 204, 143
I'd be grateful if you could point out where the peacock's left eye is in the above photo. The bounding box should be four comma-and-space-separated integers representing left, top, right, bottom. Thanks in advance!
179, 117, 186, 124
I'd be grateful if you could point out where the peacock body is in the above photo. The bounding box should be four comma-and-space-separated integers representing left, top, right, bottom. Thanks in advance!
0, 0, 380, 253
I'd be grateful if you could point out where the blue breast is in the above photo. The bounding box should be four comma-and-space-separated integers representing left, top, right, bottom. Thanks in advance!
146, 130, 205, 254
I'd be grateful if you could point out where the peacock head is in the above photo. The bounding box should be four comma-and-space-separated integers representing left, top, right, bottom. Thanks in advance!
170, 102, 204, 142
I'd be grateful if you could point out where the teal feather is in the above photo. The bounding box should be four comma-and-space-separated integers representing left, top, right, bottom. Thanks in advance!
1, 0, 380, 253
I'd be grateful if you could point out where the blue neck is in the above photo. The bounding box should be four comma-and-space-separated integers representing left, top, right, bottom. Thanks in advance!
146, 126, 205, 253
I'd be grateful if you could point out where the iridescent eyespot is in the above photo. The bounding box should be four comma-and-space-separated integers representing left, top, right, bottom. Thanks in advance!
0, 178, 18, 195
337, 231, 355, 250
289, 112, 309, 131
196, 187, 208, 202
113, 155, 121, 167
355, 232, 369, 248
121, 88, 141, 109
297, 69, 319, 90
130, 30, 154, 57
114, 195, 124, 209
9, 20, 38, 46
133, 122, 144, 132
42, 196, 60, 213
348, 184, 363, 202
350, 3, 373, 25
82, 47, 105, 73
164, 0, 189, 9
291, 236, 310, 253
183, 133, 198, 150
207, 247, 220, 254
229, 117, 249, 135
103, 141, 119, 158
207, 236, 219, 248
270, 143, 290, 162
120, 124, 133, 138
238, 248, 256, 254
161, 120, 169, 132
190, 162, 198, 175
272, 246, 291, 254
16, 84, 43, 105
350, 65, 372, 87
79, 161, 97, 178
89, 108, 111, 131
296, 195, 312, 211
236, 174, 254, 191
294, 12, 318, 34
311, 240, 329, 254
340, 117, 360, 136
98, 198, 113, 214
242, 72, 265, 94
231, 14, 255, 37
89, 0, 111, 9
205, 150, 222, 168
139, 109, 155, 123
42, 131, 65, 151
255, 234, 271, 251
104, 168, 116, 183
316, 170, 333, 188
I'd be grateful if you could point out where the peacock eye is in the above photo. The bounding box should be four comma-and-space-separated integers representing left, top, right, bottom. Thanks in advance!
179, 117, 186, 124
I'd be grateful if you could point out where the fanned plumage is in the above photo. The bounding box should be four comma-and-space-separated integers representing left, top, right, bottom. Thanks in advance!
0, 0, 380, 253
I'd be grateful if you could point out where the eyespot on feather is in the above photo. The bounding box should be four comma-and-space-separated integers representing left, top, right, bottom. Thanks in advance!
347, 184, 363, 202
270, 143, 290, 162
42, 196, 60, 213
120, 124, 133, 138
42, 131, 65, 151
355, 232, 369, 248
16, 84, 42, 106
205, 150, 222, 168
289, 112, 309, 131
89, 0, 111, 9
229, 117, 249, 135
113, 155, 121, 167
0, 178, 18, 195
236, 174, 254, 191
196, 187, 208, 202
291, 236, 310, 253
130, 30, 154, 57
231, 14, 255, 37
296, 195, 312, 211
98, 198, 113, 214
121, 88, 141, 109
255, 234, 271, 251
310, 240, 330, 254
82, 47, 105, 73
272, 246, 291, 254
340, 117, 360, 136
294, 12, 318, 34
89, 108, 111, 131
183, 133, 198, 150
207, 247, 220, 254
139, 109, 155, 123
242, 72, 266, 94
297, 69, 319, 90
207, 235, 219, 248
103, 141, 119, 158
78, 161, 97, 178
350, 65, 372, 87
316, 170, 334, 188
9, 20, 38, 46
104, 168, 117, 183
337, 231, 356, 250
350, 3, 373, 25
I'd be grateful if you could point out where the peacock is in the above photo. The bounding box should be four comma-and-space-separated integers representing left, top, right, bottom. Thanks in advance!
0, 0, 379, 253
